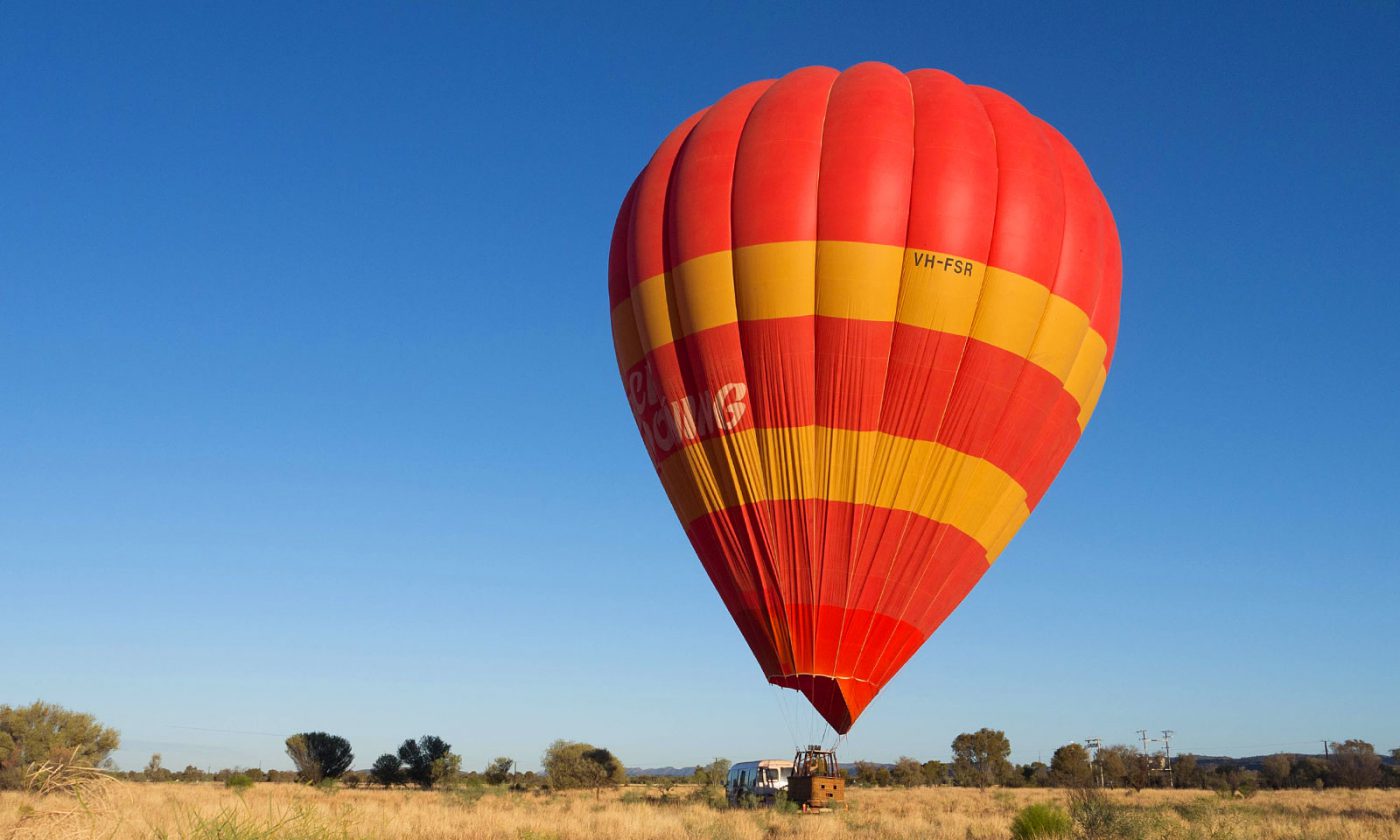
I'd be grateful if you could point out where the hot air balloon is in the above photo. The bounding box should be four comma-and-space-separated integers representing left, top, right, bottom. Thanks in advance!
607, 63, 1121, 736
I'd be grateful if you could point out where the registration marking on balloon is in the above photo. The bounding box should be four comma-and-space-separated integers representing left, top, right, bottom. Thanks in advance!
909, 250, 976, 276
607, 62, 1121, 735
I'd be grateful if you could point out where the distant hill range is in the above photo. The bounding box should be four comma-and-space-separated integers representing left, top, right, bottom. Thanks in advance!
629, 754, 1395, 778
626, 767, 698, 777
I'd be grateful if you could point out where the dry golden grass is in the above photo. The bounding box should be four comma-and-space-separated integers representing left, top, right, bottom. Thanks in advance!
3, 781, 1399, 840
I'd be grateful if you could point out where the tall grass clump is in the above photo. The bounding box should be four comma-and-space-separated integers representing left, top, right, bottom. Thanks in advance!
226, 774, 256, 793
1010, 802, 1072, 839
443, 783, 487, 808
1069, 787, 1141, 840
150, 804, 353, 840
7, 759, 120, 838
688, 784, 728, 810
772, 789, 800, 814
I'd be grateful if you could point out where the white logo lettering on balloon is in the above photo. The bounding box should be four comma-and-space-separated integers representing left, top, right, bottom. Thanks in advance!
626, 363, 749, 460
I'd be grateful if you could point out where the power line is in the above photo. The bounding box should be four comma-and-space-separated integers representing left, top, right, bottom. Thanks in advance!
166, 725, 287, 738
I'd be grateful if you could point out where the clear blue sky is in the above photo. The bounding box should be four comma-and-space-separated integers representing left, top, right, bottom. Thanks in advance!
3, 2, 1396, 773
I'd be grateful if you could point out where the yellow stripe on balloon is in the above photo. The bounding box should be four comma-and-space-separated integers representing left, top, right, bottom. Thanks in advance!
967, 267, 1051, 358
1027, 294, 1093, 381
1065, 330, 1109, 427
672, 250, 739, 335
1078, 365, 1109, 429
656, 425, 1031, 564
631, 268, 678, 351
734, 242, 816, 320
612, 241, 1111, 429
815, 241, 903, 322
610, 302, 645, 373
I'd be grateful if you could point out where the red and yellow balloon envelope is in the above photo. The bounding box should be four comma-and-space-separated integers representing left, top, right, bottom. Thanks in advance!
607, 63, 1121, 734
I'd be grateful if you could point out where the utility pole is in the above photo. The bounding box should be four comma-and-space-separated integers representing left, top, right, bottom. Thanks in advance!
1137, 730, 1153, 789
1085, 738, 1103, 787
1161, 731, 1175, 788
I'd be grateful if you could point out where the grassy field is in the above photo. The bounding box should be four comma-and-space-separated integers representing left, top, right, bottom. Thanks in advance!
4, 781, 1399, 840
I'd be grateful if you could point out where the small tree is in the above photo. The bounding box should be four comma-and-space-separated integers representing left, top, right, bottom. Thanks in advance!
143, 753, 173, 783
484, 757, 515, 786
951, 729, 1014, 788
921, 760, 947, 786
0, 701, 121, 789
852, 760, 891, 786
431, 752, 462, 789
285, 732, 354, 784
1260, 754, 1292, 789
1125, 751, 1154, 791
1049, 743, 1093, 788
542, 740, 625, 795
1289, 756, 1328, 789
892, 756, 924, 788
398, 736, 455, 789
1021, 761, 1051, 787
1211, 761, 1257, 795
1327, 740, 1382, 789
1174, 754, 1203, 789
1095, 745, 1131, 788
692, 757, 731, 787
285, 735, 316, 783
370, 754, 404, 787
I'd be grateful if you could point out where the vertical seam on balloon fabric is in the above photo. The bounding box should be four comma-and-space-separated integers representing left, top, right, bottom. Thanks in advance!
723, 80, 799, 682
860, 77, 1003, 691
808, 68, 837, 739
959, 109, 1070, 571
662, 119, 768, 664
672, 113, 785, 676
840, 66, 919, 701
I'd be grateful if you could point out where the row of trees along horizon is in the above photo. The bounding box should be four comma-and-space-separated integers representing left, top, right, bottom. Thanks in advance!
4, 702, 1399, 795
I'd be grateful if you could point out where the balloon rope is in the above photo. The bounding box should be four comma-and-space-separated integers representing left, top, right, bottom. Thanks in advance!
768, 683, 800, 751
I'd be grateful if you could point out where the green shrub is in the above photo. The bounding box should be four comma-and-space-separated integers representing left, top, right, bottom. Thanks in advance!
688, 784, 727, 810
225, 773, 255, 792
1069, 788, 1126, 840
772, 789, 799, 814
1010, 802, 1073, 839
1172, 797, 1220, 823
444, 785, 486, 808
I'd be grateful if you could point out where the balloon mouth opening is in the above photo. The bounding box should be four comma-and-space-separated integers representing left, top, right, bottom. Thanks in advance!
768, 674, 878, 735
